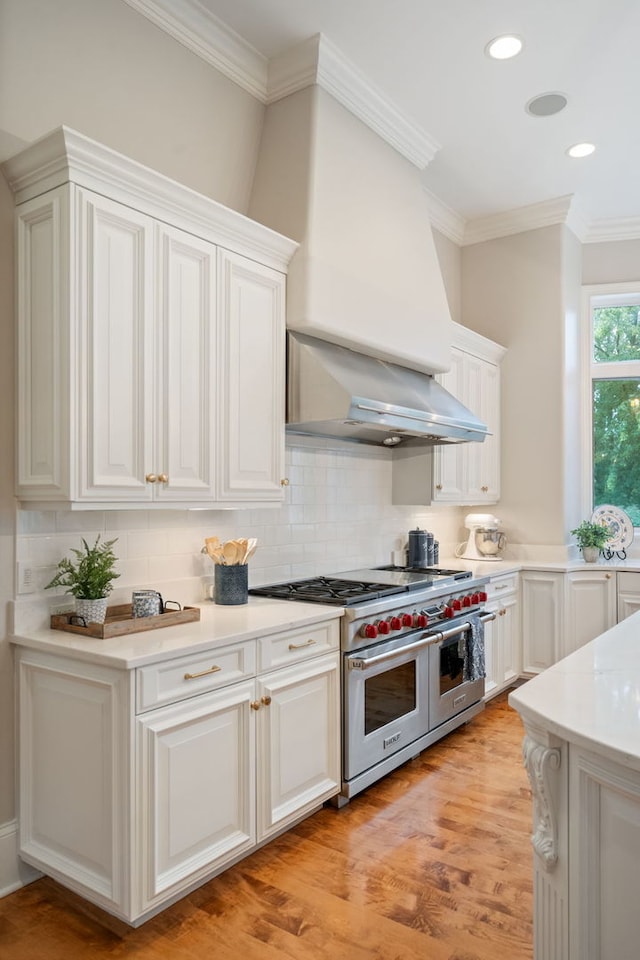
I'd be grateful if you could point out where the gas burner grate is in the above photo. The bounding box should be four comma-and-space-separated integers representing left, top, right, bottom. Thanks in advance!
249, 576, 406, 606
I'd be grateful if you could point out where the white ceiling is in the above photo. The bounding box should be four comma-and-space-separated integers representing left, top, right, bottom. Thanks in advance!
188, 0, 640, 241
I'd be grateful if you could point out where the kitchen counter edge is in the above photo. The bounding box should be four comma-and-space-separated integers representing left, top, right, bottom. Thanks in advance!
10, 597, 344, 670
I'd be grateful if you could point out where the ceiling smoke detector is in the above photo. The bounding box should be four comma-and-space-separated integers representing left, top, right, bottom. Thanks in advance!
526, 92, 568, 117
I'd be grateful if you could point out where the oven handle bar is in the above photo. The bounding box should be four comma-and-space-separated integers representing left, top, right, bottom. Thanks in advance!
347, 611, 496, 671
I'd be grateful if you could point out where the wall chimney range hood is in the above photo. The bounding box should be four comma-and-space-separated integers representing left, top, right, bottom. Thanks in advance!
287, 332, 488, 447
248, 36, 487, 448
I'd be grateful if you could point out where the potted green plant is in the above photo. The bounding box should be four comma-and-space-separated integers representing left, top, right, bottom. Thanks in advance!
45, 535, 120, 623
570, 520, 610, 563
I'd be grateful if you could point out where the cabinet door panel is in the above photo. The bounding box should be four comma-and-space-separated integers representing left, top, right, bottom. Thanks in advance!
217, 250, 285, 501
156, 226, 216, 500
564, 572, 616, 658
257, 655, 340, 839
432, 350, 466, 502
16, 189, 71, 498
137, 680, 255, 907
79, 190, 154, 500
521, 572, 563, 673
18, 658, 129, 914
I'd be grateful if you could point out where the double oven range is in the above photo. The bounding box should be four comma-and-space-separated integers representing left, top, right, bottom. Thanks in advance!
250, 566, 494, 802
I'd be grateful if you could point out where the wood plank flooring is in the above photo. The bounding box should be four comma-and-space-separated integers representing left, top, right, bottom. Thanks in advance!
0, 690, 533, 960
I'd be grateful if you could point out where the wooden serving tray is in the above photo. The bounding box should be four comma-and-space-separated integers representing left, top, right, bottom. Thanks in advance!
50, 603, 201, 639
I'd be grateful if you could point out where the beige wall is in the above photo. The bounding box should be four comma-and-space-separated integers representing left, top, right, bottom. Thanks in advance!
0, 0, 266, 855
461, 225, 572, 548
582, 239, 640, 285
432, 228, 462, 325
0, 0, 264, 210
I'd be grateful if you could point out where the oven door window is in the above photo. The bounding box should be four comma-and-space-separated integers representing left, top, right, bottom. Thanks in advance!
439, 636, 465, 694
364, 660, 416, 735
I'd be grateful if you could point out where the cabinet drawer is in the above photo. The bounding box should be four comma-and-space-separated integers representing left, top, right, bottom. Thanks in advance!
136, 640, 256, 713
485, 573, 518, 599
258, 620, 340, 672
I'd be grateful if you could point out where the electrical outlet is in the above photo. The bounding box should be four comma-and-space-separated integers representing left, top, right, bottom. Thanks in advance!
17, 562, 36, 594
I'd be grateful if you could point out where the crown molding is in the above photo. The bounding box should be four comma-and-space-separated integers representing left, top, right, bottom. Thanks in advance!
123, 2, 440, 169
268, 35, 440, 169
422, 188, 466, 245
121, 0, 268, 100
2, 125, 298, 270
583, 217, 640, 243
461, 195, 578, 246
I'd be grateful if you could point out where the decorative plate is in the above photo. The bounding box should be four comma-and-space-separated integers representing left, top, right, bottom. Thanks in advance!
591, 504, 634, 551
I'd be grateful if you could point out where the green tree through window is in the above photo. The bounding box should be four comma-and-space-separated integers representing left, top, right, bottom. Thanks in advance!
592, 303, 640, 525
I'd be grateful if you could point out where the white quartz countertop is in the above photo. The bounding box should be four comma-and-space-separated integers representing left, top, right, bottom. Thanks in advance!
11, 598, 343, 670
509, 610, 640, 772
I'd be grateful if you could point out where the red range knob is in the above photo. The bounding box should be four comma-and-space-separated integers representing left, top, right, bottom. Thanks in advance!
389, 616, 402, 630
452, 598, 463, 611
471, 593, 480, 604
462, 595, 472, 607
377, 620, 391, 635
359, 623, 378, 639
443, 605, 455, 618
479, 591, 488, 602
401, 613, 414, 627
416, 614, 428, 628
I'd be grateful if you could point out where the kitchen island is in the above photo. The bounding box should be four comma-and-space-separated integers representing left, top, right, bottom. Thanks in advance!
509, 611, 640, 960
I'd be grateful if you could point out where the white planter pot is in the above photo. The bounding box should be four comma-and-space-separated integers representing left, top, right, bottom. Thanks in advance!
75, 597, 108, 624
581, 546, 599, 563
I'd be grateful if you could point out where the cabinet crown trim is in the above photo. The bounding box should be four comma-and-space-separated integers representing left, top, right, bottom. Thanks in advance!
2, 126, 298, 272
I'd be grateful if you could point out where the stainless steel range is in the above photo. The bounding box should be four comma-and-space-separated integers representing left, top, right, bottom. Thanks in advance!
250, 565, 494, 802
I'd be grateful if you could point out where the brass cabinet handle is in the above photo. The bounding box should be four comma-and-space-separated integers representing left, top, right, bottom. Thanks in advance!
435, 484, 443, 490
184, 665, 222, 680
145, 473, 158, 483
288, 638, 317, 651
158, 473, 169, 484
250, 700, 261, 711
606, 573, 612, 579
261, 695, 272, 706
481, 485, 489, 493
280, 478, 289, 486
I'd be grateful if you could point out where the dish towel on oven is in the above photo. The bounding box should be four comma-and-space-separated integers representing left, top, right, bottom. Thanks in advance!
464, 612, 485, 681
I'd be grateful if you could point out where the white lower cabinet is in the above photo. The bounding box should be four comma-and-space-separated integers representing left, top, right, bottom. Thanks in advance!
521, 570, 564, 674
617, 571, 640, 622
563, 569, 616, 659
15, 620, 340, 925
483, 573, 520, 698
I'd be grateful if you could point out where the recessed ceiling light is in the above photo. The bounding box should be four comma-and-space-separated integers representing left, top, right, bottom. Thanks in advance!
485, 35, 523, 60
567, 142, 596, 158
526, 92, 568, 117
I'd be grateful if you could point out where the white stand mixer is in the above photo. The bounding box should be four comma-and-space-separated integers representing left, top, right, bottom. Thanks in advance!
456, 513, 506, 561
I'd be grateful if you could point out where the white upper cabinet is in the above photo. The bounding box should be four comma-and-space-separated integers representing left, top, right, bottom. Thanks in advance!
4, 127, 297, 509
216, 250, 286, 503
433, 326, 505, 505
392, 323, 505, 506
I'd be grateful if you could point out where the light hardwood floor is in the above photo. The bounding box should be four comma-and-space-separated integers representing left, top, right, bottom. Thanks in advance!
0, 690, 533, 959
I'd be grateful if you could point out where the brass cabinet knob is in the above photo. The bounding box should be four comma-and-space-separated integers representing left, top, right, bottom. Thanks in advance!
261, 695, 272, 706
145, 473, 158, 483
606, 573, 612, 579
158, 473, 169, 484
481, 485, 489, 493
250, 700, 261, 711
280, 478, 289, 486
435, 484, 443, 490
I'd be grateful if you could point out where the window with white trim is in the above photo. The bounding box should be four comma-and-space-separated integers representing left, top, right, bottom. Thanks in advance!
585, 284, 640, 526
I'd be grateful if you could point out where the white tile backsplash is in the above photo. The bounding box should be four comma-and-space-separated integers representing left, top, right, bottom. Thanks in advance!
13, 440, 466, 630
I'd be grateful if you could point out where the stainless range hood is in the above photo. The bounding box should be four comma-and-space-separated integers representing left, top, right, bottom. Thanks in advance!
287, 332, 489, 447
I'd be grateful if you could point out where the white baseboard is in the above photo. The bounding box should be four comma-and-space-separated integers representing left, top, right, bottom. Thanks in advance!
0, 819, 41, 898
